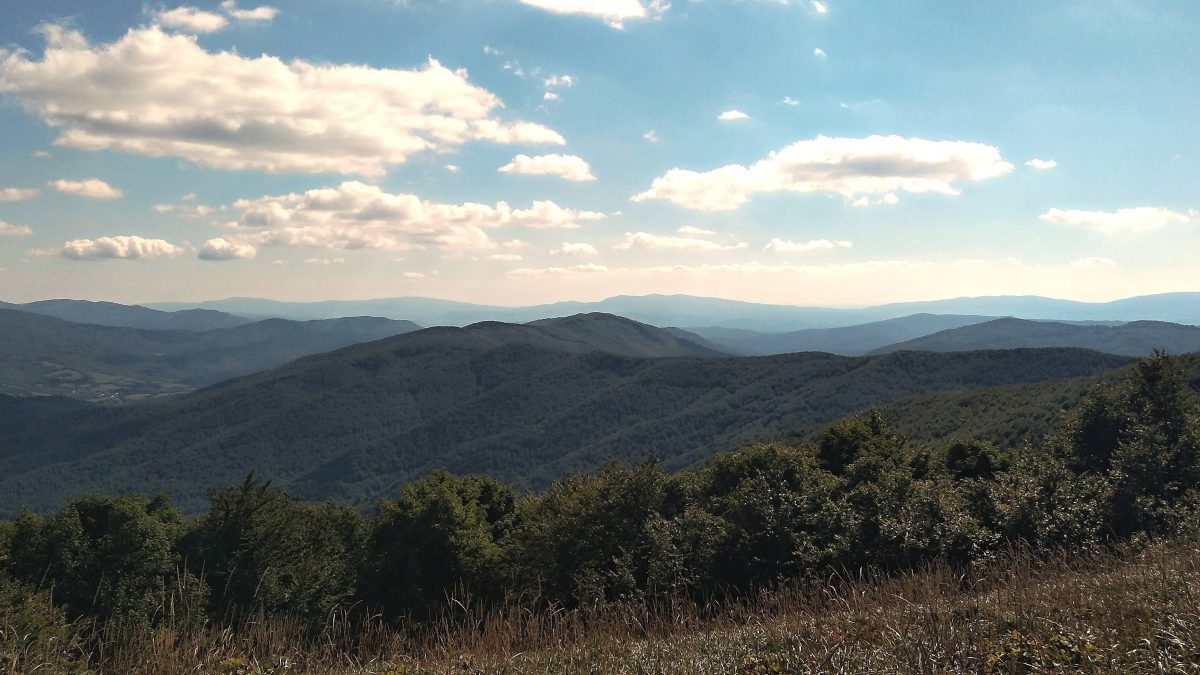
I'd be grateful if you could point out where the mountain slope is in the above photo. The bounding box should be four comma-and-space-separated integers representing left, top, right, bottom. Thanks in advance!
0, 313, 1132, 515
873, 318, 1200, 356
7, 299, 252, 331
0, 309, 420, 400
687, 314, 997, 356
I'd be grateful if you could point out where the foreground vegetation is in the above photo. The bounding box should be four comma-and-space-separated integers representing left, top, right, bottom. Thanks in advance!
2, 352, 1198, 672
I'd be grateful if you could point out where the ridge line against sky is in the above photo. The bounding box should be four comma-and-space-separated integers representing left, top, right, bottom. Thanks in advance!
0, 0, 1197, 305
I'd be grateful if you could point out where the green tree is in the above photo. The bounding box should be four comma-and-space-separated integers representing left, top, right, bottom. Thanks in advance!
361, 470, 516, 618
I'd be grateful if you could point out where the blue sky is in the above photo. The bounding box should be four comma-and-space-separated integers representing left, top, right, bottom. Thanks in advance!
0, 0, 1197, 306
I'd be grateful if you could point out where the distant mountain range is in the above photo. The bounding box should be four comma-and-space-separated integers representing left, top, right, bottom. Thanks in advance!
0, 309, 419, 400
873, 318, 1200, 357
146, 292, 1200, 331
0, 298, 251, 331
0, 313, 1133, 516
684, 314, 999, 356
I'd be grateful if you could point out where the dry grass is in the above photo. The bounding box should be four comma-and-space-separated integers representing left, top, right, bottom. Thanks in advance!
6, 539, 1200, 674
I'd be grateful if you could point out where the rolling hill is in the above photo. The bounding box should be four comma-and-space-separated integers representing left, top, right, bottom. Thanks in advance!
685, 314, 997, 356
147, 291, 1200, 331
873, 318, 1200, 356
0, 313, 1132, 516
0, 309, 421, 400
0, 299, 252, 331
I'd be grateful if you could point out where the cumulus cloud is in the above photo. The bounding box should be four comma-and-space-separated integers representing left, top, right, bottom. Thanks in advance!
199, 237, 257, 260
1026, 158, 1057, 170
220, 0, 280, 22
633, 135, 1013, 211
1040, 207, 1191, 235
0, 187, 39, 202
717, 109, 749, 121
155, 7, 229, 33
516, 0, 667, 28
499, 153, 596, 181
0, 26, 564, 177
616, 231, 747, 251
550, 242, 599, 256
0, 220, 33, 236
225, 181, 605, 253
60, 235, 182, 260
48, 178, 123, 199
763, 238, 852, 252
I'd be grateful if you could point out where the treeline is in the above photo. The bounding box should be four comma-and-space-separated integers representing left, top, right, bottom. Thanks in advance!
2, 353, 1198, 636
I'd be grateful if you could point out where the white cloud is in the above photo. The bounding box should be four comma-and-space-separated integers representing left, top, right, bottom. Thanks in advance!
61, 235, 182, 260
155, 7, 229, 33
444, 164, 462, 174
508, 263, 610, 276
1069, 257, 1117, 269
402, 271, 426, 278
544, 91, 560, 101
676, 225, 716, 236
1040, 207, 1191, 235
0, 26, 564, 177
616, 231, 747, 251
550, 242, 599, 256
780, 96, 801, 106
0, 187, 39, 202
763, 238, 852, 252
717, 109, 749, 121
643, 129, 660, 143
489, 253, 524, 261
813, 47, 827, 59
516, 0, 667, 28
199, 237, 257, 261
1025, 158, 1058, 170
811, 1, 828, 14
226, 181, 605, 253
181, 192, 197, 201
499, 153, 596, 181
154, 202, 214, 217
849, 193, 899, 207
48, 178, 123, 199
303, 257, 345, 265
502, 239, 530, 248
32, 150, 51, 158
544, 74, 576, 88
220, 1, 280, 22
633, 135, 1013, 211
0, 220, 33, 237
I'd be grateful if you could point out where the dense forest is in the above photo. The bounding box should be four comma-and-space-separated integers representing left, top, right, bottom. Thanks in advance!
2, 352, 1198, 672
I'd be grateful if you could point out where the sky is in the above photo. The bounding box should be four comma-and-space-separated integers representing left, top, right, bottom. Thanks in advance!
0, 0, 1197, 307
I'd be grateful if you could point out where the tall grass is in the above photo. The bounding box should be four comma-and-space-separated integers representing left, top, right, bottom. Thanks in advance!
5, 537, 1199, 673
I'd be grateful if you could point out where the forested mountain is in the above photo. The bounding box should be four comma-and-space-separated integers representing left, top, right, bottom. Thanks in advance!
0, 312, 1131, 515
0, 309, 420, 400
686, 314, 997, 356
873, 318, 1200, 356
148, 291, 1200, 330
0, 299, 251, 331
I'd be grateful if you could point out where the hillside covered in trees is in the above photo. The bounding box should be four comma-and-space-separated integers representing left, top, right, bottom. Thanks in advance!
2, 352, 1198, 673
0, 313, 1135, 515
0, 308, 420, 400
